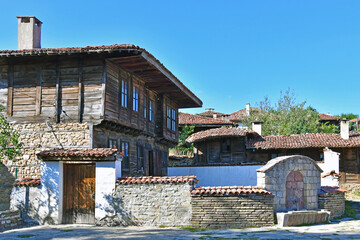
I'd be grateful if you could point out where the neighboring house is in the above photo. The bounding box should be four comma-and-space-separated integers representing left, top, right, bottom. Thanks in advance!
179, 112, 234, 133
0, 16, 202, 179
185, 120, 360, 185
197, 108, 229, 120
319, 113, 341, 126
229, 103, 261, 127
351, 117, 360, 130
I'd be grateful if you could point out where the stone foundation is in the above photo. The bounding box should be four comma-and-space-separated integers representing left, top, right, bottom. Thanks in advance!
0, 165, 14, 211
191, 194, 274, 229
2, 122, 90, 179
0, 210, 22, 231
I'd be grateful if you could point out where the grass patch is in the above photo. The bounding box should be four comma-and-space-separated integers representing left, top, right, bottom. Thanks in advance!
180, 226, 206, 232
341, 201, 356, 219
158, 225, 168, 228
16, 235, 36, 239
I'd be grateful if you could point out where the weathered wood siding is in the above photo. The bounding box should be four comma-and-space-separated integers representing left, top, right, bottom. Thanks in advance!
1, 56, 104, 123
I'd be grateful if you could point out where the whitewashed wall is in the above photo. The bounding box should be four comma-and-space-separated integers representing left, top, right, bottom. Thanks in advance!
318, 148, 340, 186
168, 165, 264, 187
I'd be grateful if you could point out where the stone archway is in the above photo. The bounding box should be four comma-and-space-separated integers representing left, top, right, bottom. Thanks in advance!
257, 155, 322, 212
285, 171, 304, 210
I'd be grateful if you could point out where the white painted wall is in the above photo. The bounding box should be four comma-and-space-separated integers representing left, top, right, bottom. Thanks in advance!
95, 161, 117, 222
318, 148, 340, 186
168, 165, 264, 187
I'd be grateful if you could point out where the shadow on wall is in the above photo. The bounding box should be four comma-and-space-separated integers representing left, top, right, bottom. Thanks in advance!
0, 164, 15, 211
95, 192, 136, 226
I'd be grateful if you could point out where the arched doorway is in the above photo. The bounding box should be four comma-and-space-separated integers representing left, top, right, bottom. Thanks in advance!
285, 171, 304, 210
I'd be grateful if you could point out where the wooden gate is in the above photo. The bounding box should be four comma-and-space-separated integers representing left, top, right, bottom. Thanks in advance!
63, 163, 95, 224
285, 171, 304, 210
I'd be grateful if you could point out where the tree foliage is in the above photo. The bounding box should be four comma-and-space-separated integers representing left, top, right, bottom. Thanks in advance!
172, 125, 194, 156
0, 106, 22, 162
242, 89, 338, 136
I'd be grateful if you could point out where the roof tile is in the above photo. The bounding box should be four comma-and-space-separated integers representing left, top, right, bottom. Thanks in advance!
179, 112, 232, 125
38, 148, 119, 159
14, 178, 41, 187
191, 186, 272, 196
117, 176, 199, 184
187, 127, 258, 143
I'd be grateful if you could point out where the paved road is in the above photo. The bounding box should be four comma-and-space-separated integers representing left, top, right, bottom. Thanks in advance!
2, 220, 360, 240
2, 201, 360, 240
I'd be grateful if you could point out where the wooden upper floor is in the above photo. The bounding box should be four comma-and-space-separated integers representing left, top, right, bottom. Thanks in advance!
0, 44, 202, 144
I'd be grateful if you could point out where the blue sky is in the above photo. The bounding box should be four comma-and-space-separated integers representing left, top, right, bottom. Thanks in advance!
0, 1, 359, 116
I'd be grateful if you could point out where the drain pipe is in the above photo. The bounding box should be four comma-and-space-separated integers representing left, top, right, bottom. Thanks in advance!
45, 120, 63, 149
14, 167, 18, 182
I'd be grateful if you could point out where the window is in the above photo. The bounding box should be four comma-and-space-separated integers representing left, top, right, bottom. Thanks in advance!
137, 144, 144, 171
172, 109, 176, 131
167, 106, 176, 131
133, 86, 139, 111
121, 80, 128, 107
121, 142, 129, 170
144, 95, 147, 119
221, 139, 231, 152
108, 139, 118, 149
149, 100, 155, 122
167, 106, 171, 129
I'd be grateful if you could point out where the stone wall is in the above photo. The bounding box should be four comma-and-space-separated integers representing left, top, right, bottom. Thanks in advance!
257, 155, 322, 211
1, 122, 90, 179
96, 176, 195, 227
318, 187, 346, 218
0, 210, 22, 231
0, 165, 14, 211
191, 187, 274, 228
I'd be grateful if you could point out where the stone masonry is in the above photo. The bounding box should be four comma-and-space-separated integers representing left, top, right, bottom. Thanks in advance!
0, 209, 22, 232
191, 195, 274, 229
318, 187, 346, 218
257, 155, 322, 211
96, 177, 195, 227
1, 122, 90, 179
0, 165, 14, 211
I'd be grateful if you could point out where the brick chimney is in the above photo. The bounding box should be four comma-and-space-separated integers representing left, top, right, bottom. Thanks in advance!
252, 121, 263, 136
17, 16, 42, 50
340, 119, 349, 140
246, 103, 250, 116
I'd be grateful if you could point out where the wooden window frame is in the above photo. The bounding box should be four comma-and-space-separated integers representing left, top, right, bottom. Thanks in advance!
121, 80, 128, 108
133, 86, 139, 112
221, 139, 231, 153
149, 100, 155, 122
137, 144, 144, 171
167, 106, 172, 130
167, 105, 176, 132
108, 139, 118, 149
121, 141, 130, 171
144, 95, 147, 119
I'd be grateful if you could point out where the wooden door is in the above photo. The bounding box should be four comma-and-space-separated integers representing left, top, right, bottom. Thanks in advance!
285, 171, 304, 210
63, 163, 95, 224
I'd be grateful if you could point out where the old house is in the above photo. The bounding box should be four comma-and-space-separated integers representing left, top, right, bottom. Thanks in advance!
0, 16, 202, 223
183, 120, 360, 186
319, 113, 341, 126
179, 112, 233, 133
229, 103, 261, 127
0, 16, 201, 180
197, 108, 230, 120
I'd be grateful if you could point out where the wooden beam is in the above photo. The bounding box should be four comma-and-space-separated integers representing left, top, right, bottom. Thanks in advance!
7, 65, 13, 116
101, 59, 106, 118
55, 62, 61, 123
35, 65, 42, 115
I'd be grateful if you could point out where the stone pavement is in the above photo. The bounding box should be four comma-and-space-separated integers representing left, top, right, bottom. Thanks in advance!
1, 219, 360, 240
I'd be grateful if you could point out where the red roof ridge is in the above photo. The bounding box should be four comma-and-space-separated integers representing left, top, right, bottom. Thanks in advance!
191, 185, 272, 196
116, 176, 199, 185
14, 178, 41, 187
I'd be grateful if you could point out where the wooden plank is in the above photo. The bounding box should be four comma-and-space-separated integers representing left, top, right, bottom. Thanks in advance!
78, 59, 83, 122
55, 63, 60, 123
35, 65, 42, 115
7, 65, 13, 116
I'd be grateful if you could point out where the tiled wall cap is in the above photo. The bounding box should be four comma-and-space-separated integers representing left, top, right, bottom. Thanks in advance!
191, 186, 272, 196
13, 178, 41, 187
117, 176, 199, 184
319, 186, 347, 194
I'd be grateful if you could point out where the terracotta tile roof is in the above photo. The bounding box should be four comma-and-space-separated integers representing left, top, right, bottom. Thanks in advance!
319, 186, 346, 194
116, 176, 198, 184
37, 148, 119, 159
319, 113, 341, 121
229, 107, 262, 121
187, 127, 258, 143
13, 178, 41, 187
350, 117, 360, 123
179, 112, 232, 126
247, 132, 360, 149
191, 186, 272, 196
197, 110, 228, 118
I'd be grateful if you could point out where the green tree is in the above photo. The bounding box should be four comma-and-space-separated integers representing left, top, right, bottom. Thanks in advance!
337, 113, 359, 131
171, 125, 194, 156
243, 89, 337, 136
0, 105, 22, 163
